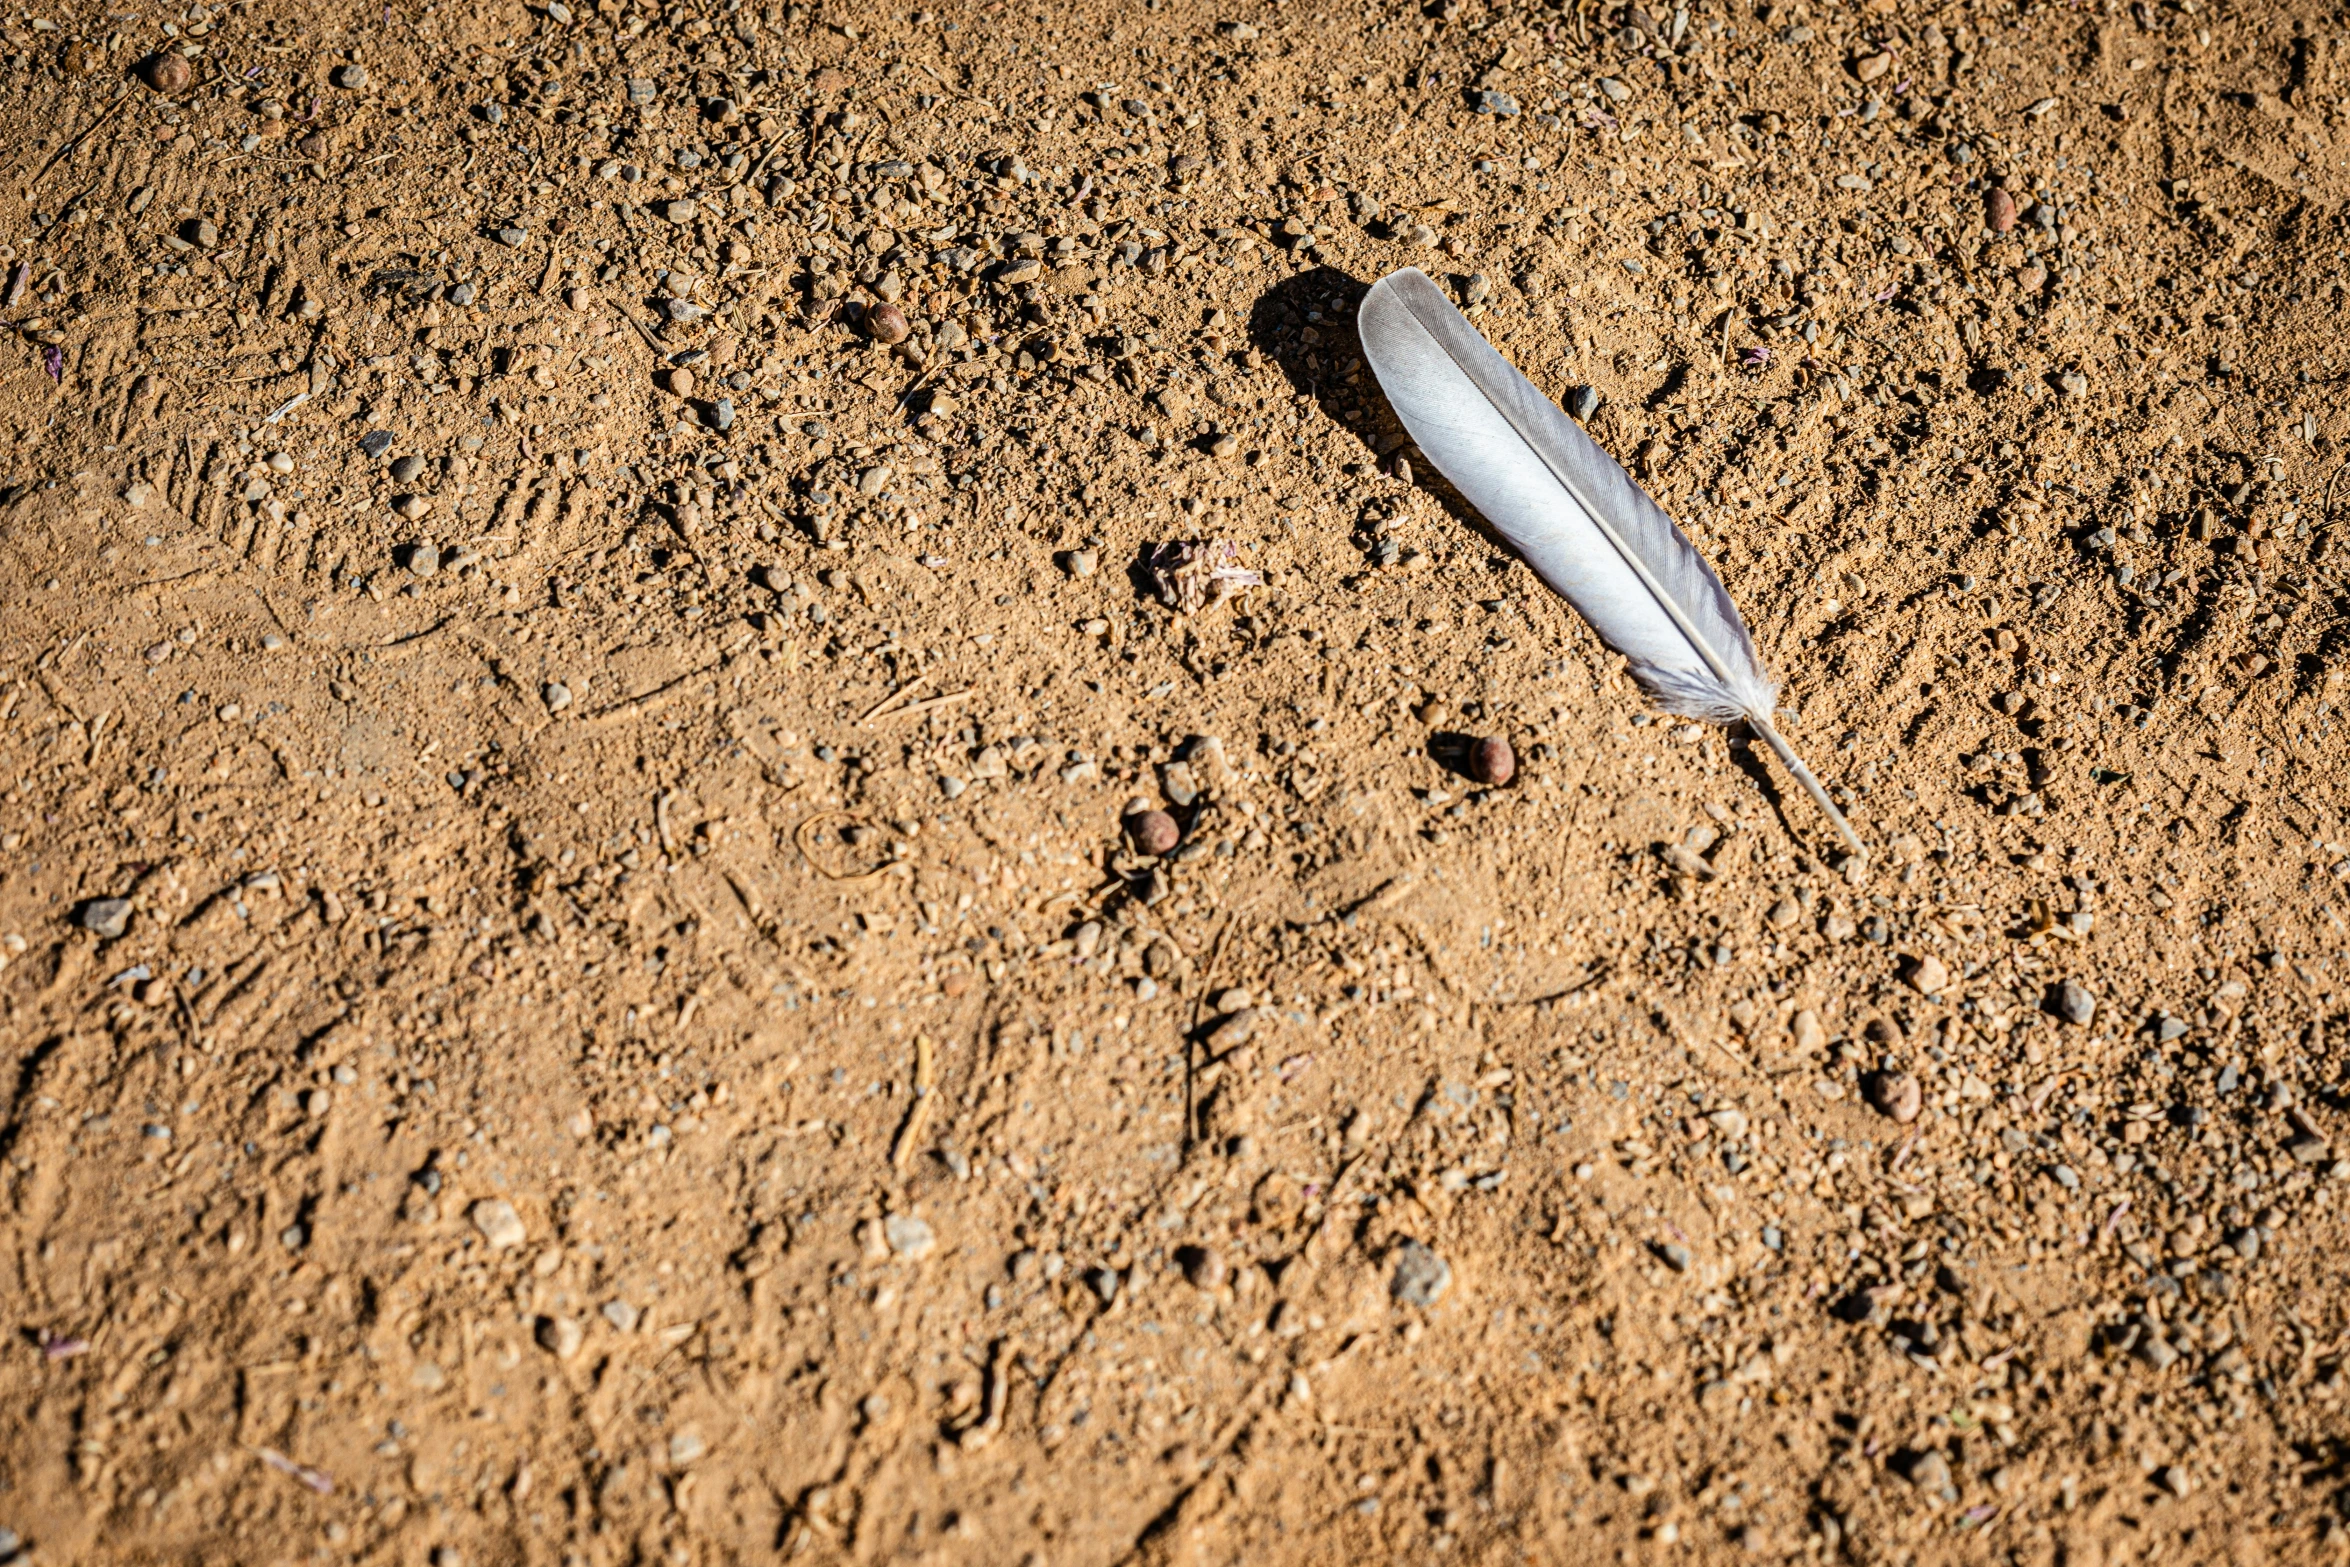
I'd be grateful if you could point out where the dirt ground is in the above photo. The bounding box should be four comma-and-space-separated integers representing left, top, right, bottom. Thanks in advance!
5, 0, 2350, 1559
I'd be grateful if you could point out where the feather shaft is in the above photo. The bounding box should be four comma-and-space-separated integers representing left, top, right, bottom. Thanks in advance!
1749, 716, 1863, 857
1359, 265, 1862, 857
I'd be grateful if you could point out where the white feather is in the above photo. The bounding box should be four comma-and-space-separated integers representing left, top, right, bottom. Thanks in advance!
1358, 266, 1861, 856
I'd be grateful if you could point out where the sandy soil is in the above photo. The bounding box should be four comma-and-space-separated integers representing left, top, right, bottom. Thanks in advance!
1, 0, 2348, 1560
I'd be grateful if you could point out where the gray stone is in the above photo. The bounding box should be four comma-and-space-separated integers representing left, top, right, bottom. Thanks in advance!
602, 1298, 640, 1332
74, 897, 132, 939
1389, 1239, 1452, 1306
359, 429, 394, 458
541, 682, 573, 712
390, 454, 426, 484
2054, 981, 2096, 1026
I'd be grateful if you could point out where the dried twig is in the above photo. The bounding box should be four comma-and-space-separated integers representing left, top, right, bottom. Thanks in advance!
890, 1032, 937, 1171
857, 672, 930, 722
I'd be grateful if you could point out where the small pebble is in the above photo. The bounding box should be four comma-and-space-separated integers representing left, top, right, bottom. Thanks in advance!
535, 1315, 584, 1359
469, 1198, 526, 1250
1985, 186, 2019, 233
2054, 981, 2096, 1026
1655, 1242, 1694, 1273
866, 303, 911, 344
1066, 548, 1099, 578
1907, 1449, 1954, 1498
1181, 1245, 1228, 1290
1128, 809, 1181, 856
142, 52, 191, 93
542, 681, 573, 712
1468, 735, 1515, 786
389, 454, 426, 484
883, 1214, 935, 1259
334, 62, 370, 89
1868, 1071, 1922, 1123
404, 542, 440, 577
1389, 1239, 1452, 1305
1567, 385, 1600, 420
74, 897, 132, 939
359, 430, 395, 459
1902, 954, 1950, 995
602, 1299, 640, 1332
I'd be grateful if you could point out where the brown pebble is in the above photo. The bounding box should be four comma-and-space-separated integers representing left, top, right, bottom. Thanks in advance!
1181, 1245, 1227, 1290
1900, 953, 1950, 996
1985, 187, 2018, 234
1129, 809, 1180, 856
295, 131, 327, 159
866, 302, 911, 345
142, 52, 191, 93
1867, 1071, 1922, 1124
1468, 735, 1515, 787
666, 366, 696, 399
